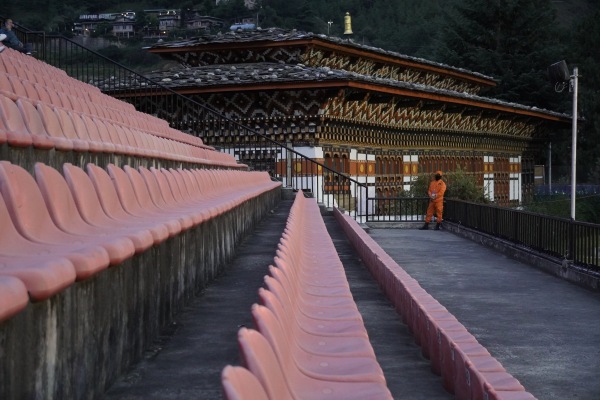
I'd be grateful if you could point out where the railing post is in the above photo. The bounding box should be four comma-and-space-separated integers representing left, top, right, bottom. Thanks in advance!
568, 218, 575, 262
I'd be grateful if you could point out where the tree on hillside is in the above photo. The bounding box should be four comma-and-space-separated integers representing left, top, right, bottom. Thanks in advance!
569, 10, 600, 184
430, 0, 567, 110
214, 0, 250, 22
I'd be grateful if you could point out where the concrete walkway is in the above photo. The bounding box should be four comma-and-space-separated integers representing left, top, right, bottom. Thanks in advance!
103, 207, 600, 400
104, 199, 294, 399
369, 227, 600, 400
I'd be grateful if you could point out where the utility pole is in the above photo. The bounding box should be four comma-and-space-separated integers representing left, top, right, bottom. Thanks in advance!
570, 66, 579, 220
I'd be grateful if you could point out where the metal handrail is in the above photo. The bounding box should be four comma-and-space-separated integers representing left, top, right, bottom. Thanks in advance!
444, 198, 600, 272
19, 30, 369, 217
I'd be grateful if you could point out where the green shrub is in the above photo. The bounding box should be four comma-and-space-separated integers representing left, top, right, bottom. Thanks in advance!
404, 167, 488, 203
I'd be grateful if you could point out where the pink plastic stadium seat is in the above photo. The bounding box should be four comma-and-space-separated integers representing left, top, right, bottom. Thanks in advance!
0, 195, 77, 301
251, 303, 386, 383
238, 328, 392, 400
85, 164, 170, 243
0, 93, 34, 147
61, 163, 154, 251
0, 276, 29, 321
0, 161, 110, 281
33, 162, 136, 264
106, 164, 182, 237
221, 366, 269, 400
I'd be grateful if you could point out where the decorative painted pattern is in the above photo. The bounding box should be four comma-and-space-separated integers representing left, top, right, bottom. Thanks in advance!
322, 91, 538, 138
302, 48, 483, 94
169, 47, 306, 67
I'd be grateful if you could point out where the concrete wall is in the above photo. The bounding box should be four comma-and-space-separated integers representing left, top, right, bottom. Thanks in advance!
0, 188, 280, 399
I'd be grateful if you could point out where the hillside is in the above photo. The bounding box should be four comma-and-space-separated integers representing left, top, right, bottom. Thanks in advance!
3, 0, 597, 58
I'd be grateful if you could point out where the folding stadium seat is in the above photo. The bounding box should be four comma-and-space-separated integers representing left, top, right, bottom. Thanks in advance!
443, 341, 491, 394
36, 102, 88, 151
162, 168, 231, 215
15, 97, 61, 150
435, 320, 476, 377
237, 328, 294, 399
106, 164, 182, 237
80, 114, 116, 152
7, 75, 29, 99
0, 72, 17, 101
276, 241, 348, 281
455, 355, 506, 400
0, 194, 78, 301
484, 388, 537, 400
93, 117, 130, 154
0, 162, 114, 280
410, 294, 449, 346
0, 56, 19, 76
122, 165, 194, 231
258, 286, 370, 341
238, 328, 392, 400
141, 168, 215, 223
114, 125, 150, 157
221, 365, 269, 400
470, 372, 525, 400
262, 279, 376, 359
85, 164, 170, 243
267, 265, 358, 314
0, 94, 34, 147
0, 276, 29, 321
270, 257, 353, 300
64, 111, 112, 153
420, 309, 456, 360
0, 253, 75, 302
34, 163, 137, 264
136, 167, 197, 224
63, 93, 91, 114
31, 83, 54, 104
61, 163, 154, 251
46, 106, 90, 152
251, 303, 386, 384
19, 77, 46, 103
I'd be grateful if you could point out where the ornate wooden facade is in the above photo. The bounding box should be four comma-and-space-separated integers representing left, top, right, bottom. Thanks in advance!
143, 28, 570, 204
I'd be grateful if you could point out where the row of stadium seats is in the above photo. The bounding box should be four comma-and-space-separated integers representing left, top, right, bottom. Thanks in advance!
222, 192, 392, 399
0, 161, 279, 317
0, 46, 281, 399
0, 47, 239, 168
333, 208, 537, 400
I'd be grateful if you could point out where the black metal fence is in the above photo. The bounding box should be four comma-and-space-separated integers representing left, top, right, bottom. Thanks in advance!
365, 197, 430, 222
444, 199, 600, 272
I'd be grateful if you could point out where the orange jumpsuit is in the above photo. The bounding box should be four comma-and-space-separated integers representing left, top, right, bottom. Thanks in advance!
425, 178, 446, 223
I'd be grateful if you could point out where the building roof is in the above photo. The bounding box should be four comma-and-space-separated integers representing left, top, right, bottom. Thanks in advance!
147, 27, 498, 88
137, 62, 569, 123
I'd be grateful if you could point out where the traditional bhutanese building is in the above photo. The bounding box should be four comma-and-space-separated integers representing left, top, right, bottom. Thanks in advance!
142, 28, 569, 205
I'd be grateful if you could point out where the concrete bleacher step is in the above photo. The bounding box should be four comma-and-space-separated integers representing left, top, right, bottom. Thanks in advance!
103, 199, 294, 399
104, 202, 456, 399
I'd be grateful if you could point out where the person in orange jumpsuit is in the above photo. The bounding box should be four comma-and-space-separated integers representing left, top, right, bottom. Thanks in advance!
420, 170, 446, 230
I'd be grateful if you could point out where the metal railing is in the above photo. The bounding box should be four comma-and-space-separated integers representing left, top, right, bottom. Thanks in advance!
16, 30, 369, 215
364, 196, 600, 271
365, 197, 429, 222
444, 199, 600, 272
